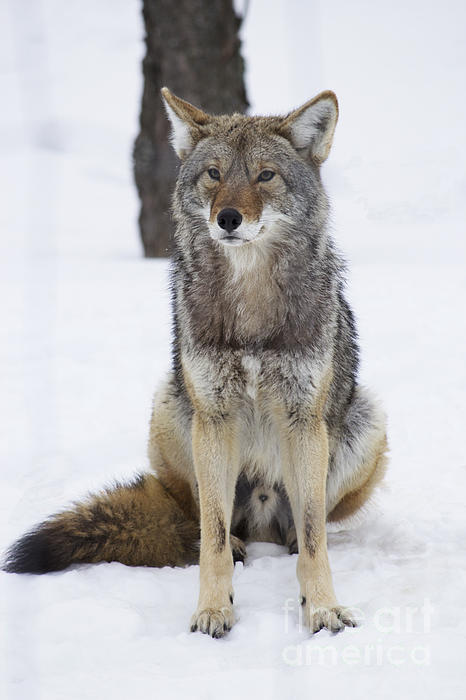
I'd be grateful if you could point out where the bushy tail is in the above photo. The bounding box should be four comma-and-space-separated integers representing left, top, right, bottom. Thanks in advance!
3, 474, 200, 574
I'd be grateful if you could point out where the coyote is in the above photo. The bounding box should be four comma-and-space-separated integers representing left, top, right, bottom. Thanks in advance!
5, 88, 388, 637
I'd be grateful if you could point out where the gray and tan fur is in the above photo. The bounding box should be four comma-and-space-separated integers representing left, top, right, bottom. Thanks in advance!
4, 88, 387, 638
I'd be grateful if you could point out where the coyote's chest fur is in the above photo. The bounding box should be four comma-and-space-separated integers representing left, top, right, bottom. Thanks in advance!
181, 328, 326, 492
239, 389, 282, 487
178, 241, 289, 350
225, 264, 287, 344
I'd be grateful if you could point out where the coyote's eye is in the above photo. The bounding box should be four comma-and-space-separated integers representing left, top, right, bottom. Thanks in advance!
207, 167, 220, 180
258, 169, 275, 182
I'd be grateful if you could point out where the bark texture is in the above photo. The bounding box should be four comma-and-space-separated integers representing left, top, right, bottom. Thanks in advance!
134, 0, 248, 257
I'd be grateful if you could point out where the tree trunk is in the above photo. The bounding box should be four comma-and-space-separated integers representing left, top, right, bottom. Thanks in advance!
133, 0, 248, 257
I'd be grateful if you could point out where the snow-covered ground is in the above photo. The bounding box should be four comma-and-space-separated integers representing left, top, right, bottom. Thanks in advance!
1, 1, 465, 698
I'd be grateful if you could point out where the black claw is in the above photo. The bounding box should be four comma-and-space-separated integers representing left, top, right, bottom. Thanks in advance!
190, 624, 198, 633
343, 617, 358, 627
300, 596, 306, 606
335, 609, 358, 627
229, 593, 234, 604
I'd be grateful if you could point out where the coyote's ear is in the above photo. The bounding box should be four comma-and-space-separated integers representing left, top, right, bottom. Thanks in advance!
279, 91, 338, 164
161, 88, 211, 160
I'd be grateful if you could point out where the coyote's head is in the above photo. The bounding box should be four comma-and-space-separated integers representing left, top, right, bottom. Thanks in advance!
162, 88, 338, 249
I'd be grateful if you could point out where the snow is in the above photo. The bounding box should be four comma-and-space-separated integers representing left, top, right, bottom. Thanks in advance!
1, 1, 465, 698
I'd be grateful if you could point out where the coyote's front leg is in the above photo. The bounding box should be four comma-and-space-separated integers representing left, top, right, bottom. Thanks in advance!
190, 410, 240, 638
281, 415, 357, 634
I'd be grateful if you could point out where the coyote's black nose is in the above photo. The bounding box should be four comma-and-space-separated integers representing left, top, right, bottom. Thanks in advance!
259, 494, 268, 503
217, 208, 242, 233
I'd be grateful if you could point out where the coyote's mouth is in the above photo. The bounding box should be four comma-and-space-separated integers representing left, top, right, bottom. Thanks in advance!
218, 234, 248, 246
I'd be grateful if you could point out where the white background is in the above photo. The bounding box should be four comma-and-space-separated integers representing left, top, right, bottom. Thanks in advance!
1, 1, 465, 697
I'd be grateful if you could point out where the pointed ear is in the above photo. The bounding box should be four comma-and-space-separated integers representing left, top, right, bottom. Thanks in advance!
161, 87, 211, 160
279, 91, 338, 164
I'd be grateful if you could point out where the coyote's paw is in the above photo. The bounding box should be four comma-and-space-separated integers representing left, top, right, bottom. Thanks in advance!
190, 605, 235, 638
303, 601, 358, 634
230, 535, 246, 563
